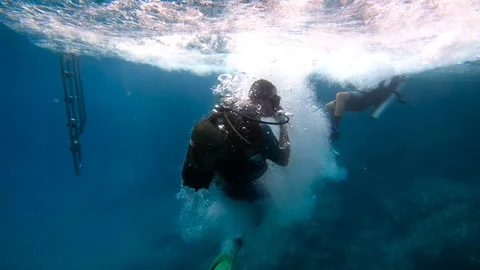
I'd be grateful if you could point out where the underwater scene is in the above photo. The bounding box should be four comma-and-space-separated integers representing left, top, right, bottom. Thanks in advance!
1, 1, 480, 269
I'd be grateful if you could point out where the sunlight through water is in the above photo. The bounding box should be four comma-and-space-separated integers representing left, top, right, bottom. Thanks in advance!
1, 0, 479, 87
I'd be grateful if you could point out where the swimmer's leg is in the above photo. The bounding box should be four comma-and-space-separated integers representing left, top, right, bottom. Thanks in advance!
326, 92, 351, 141
334, 91, 351, 119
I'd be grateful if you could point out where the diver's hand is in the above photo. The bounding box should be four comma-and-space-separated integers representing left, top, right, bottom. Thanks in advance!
274, 110, 286, 123
274, 109, 291, 124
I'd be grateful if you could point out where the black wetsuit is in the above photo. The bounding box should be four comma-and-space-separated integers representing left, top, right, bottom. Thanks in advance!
182, 110, 286, 202
217, 123, 285, 201
345, 87, 393, 111
344, 78, 400, 111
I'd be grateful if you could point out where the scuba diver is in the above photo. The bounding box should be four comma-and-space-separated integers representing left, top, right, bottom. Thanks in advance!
181, 79, 291, 269
326, 75, 404, 141
182, 78, 290, 198
182, 78, 290, 213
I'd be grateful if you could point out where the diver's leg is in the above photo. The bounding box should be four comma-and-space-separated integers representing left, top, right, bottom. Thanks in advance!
252, 202, 265, 228
222, 182, 269, 227
251, 182, 272, 228
226, 182, 268, 249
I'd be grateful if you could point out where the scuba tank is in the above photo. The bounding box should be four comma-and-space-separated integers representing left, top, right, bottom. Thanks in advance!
371, 78, 406, 119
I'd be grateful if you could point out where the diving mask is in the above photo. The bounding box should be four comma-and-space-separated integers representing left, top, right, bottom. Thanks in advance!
270, 94, 281, 111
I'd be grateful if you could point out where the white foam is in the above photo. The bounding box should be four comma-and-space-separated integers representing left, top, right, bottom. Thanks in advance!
1, 0, 479, 82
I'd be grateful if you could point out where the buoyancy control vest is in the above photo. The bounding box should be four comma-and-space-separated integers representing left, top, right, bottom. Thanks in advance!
182, 107, 268, 191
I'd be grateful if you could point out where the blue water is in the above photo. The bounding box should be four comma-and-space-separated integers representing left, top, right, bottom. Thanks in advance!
0, 24, 220, 269
1, 2, 480, 269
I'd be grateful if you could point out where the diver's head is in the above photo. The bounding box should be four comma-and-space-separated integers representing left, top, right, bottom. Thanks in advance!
248, 79, 282, 117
